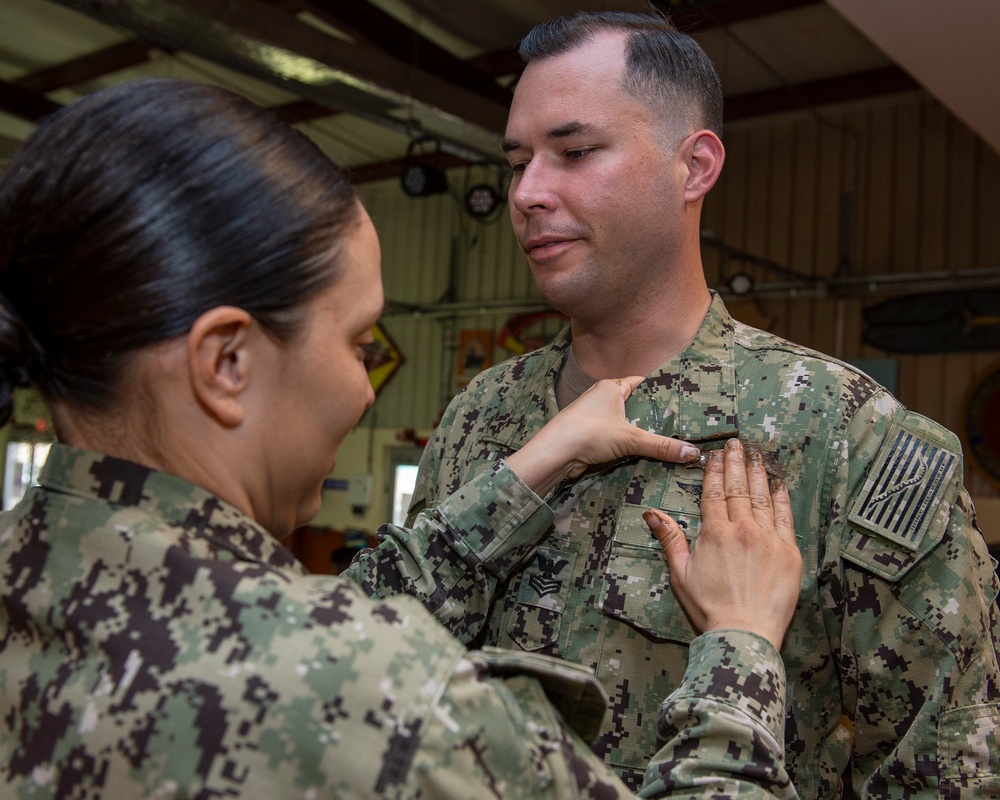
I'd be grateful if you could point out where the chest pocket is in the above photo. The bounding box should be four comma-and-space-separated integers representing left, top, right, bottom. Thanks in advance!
596, 501, 699, 644
506, 543, 579, 652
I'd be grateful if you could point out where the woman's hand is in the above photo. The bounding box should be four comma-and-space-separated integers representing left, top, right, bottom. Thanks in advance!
505, 376, 700, 497
644, 438, 802, 650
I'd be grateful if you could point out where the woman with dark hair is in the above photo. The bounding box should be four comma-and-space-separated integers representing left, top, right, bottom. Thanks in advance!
0, 78, 801, 798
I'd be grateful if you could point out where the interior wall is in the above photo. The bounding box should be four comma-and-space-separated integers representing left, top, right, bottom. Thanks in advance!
310, 425, 431, 536
708, 91, 1000, 501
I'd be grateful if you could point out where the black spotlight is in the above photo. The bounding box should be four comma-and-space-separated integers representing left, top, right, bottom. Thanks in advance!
401, 137, 448, 197
464, 183, 502, 217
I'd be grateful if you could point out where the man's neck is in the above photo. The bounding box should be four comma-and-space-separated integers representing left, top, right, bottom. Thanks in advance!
569, 283, 712, 379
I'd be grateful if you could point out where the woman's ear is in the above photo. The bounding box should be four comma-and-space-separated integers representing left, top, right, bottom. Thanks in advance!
683, 130, 725, 203
187, 306, 255, 427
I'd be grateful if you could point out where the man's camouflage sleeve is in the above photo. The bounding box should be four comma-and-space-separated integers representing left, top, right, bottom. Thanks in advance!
824, 394, 1000, 797
342, 455, 551, 641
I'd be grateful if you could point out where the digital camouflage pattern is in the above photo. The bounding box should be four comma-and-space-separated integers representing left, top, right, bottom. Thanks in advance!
356, 293, 1000, 798
0, 443, 795, 798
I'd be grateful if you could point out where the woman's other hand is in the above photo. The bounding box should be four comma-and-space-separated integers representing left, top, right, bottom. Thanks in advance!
644, 438, 802, 650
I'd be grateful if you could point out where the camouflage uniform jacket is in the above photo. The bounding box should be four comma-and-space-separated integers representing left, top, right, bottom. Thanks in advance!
1, 443, 795, 799
377, 293, 1000, 798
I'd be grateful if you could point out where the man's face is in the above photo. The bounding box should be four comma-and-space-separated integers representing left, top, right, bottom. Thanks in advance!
503, 32, 690, 325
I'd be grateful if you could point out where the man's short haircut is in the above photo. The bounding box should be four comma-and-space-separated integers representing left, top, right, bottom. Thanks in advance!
518, 10, 724, 139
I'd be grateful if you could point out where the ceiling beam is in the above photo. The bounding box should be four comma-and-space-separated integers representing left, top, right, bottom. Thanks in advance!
0, 0, 919, 180
0, 41, 170, 124
164, 0, 509, 133
14, 40, 165, 93
285, 0, 512, 106
664, 0, 822, 33
274, 98, 342, 124
465, 47, 521, 81
469, 0, 824, 79
51, 0, 505, 162
724, 66, 919, 122
0, 80, 61, 123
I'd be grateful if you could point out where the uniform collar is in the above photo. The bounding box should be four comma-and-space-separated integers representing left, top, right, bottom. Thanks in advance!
37, 443, 303, 572
487, 292, 740, 449
629, 291, 740, 444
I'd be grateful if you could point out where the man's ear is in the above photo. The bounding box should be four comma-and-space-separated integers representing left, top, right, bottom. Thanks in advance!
683, 130, 725, 203
186, 306, 255, 427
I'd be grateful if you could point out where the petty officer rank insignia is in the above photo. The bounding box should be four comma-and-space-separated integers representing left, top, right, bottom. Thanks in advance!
519, 546, 577, 611
848, 413, 960, 552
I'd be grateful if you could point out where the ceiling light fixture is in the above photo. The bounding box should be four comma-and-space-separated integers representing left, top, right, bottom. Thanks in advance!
464, 183, 501, 217
401, 137, 448, 197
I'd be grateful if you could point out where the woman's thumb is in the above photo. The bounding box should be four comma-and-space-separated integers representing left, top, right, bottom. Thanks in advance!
643, 508, 690, 571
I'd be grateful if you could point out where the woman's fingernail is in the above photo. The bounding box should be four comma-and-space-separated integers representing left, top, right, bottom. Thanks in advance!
681, 445, 700, 462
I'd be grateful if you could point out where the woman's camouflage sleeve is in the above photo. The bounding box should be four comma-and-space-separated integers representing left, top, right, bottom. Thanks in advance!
638, 631, 798, 799
342, 459, 554, 641
431, 631, 797, 799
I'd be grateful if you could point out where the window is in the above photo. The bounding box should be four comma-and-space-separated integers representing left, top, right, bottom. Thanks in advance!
3, 439, 50, 510
386, 445, 424, 527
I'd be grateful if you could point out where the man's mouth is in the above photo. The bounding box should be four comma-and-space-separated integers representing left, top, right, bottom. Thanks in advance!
524, 236, 576, 257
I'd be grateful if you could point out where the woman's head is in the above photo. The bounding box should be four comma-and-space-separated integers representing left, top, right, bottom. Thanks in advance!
0, 77, 360, 426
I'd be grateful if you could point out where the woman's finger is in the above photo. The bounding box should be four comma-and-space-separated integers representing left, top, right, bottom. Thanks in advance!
722, 438, 752, 521
699, 448, 726, 528
745, 447, 775, 529
643, 508, 694, 615
644, 508, 690, 565
628, 429, 701, 465
770, 479, 797, 547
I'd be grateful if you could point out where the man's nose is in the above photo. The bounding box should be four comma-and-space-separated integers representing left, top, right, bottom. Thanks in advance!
509, 161, 557, 215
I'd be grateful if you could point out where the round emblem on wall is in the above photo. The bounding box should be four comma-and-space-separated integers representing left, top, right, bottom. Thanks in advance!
962, 360, 1000, 489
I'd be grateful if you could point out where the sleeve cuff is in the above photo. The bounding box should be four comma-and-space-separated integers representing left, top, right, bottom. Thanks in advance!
671, 630, 787, 738
436, 460, 555, 564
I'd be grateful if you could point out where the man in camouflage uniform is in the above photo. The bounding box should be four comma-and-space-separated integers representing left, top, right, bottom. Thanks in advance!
351, 11, 1000, 798
1, 443, 796, 798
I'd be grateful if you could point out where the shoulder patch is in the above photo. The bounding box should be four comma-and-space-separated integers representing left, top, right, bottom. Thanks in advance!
848, 417, 960, 551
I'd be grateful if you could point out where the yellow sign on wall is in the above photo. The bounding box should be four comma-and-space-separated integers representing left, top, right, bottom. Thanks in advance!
455, 329, 493, 387
367, 322, 404, 396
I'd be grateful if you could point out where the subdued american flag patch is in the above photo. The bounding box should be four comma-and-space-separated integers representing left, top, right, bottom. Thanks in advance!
848, 423, 959, 551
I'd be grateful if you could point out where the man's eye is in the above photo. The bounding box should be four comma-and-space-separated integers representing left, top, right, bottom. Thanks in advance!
361, 341, 388, 370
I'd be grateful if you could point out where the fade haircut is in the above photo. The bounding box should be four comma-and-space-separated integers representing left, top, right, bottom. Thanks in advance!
518, 10, 724, 139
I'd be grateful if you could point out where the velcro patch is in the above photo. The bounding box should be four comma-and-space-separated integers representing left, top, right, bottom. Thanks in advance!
848, 422, 959, 551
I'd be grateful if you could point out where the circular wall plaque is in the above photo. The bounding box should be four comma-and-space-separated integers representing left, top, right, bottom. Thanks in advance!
962, 360, 1000, 489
